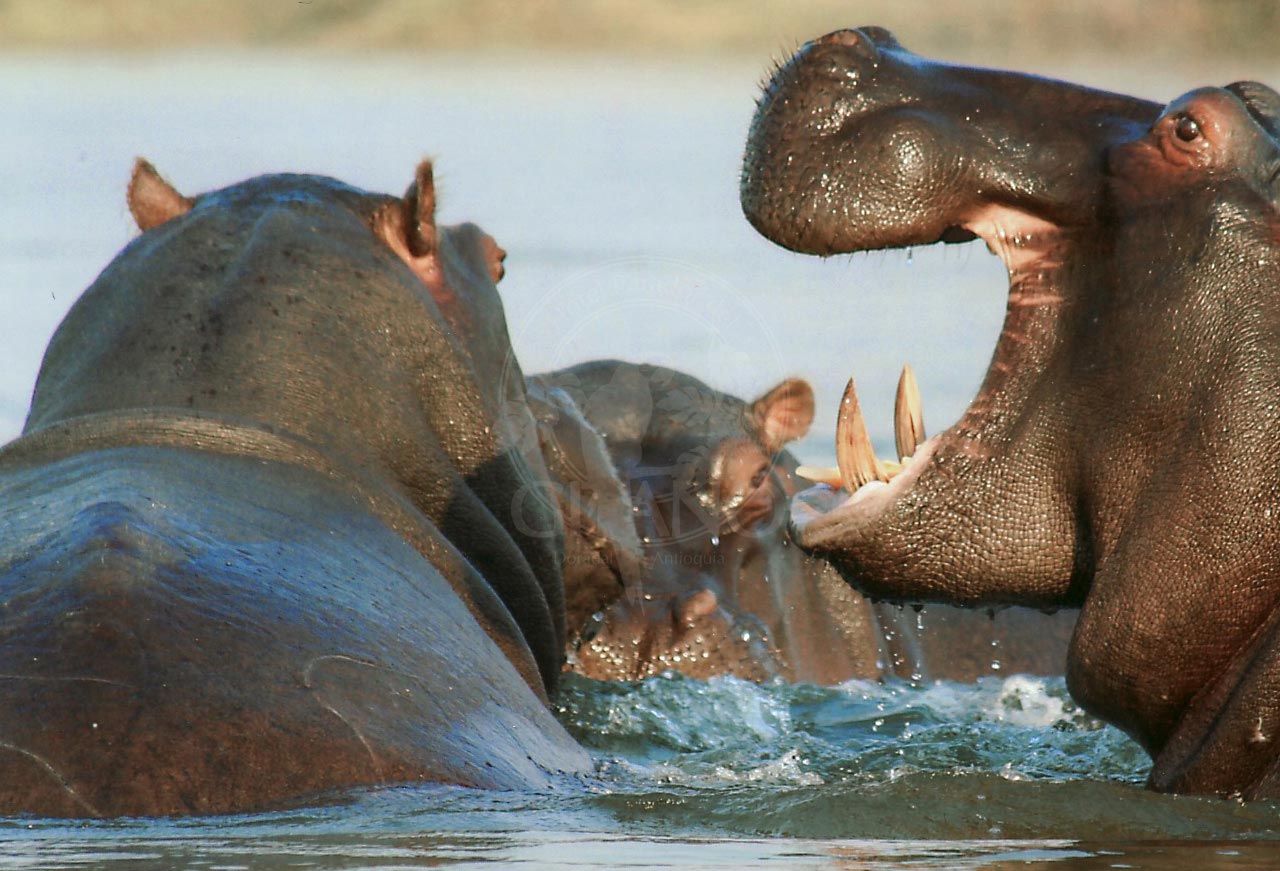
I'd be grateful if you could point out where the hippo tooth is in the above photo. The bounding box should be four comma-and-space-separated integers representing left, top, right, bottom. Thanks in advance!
795, 464, 844, 487
836, 376, 887, 492
894, 363, 926, 463
799, 461, 901, 486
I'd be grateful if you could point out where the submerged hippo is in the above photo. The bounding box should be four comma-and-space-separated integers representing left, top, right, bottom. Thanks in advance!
744, 27, 1280, 797
541, 360, 1073, 685
539, 361, 880, 684
0, 160, 589, 817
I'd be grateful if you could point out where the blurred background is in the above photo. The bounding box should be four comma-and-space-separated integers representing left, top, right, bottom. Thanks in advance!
3, 0, 1277, 62
2, 1, 1277, 463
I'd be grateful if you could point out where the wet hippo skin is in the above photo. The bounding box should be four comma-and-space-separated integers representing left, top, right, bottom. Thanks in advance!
744, 27, 1280, 797
0, 160, 588, 817
540, 361, 1075, 685
539, 361, 877, 684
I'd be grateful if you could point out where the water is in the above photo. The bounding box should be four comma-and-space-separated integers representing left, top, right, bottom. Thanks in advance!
5, 676, 1280, 867
5, 51, 1280, 867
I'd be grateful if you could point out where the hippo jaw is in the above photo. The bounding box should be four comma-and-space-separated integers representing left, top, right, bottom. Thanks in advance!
784, 210, 1083, 609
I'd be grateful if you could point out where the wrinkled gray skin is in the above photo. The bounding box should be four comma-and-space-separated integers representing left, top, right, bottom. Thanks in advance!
0, 161, 588, 817
540, 360, 1074, 685
744, 26, 1280, 797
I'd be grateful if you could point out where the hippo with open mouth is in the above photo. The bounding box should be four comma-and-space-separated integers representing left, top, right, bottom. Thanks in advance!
743, 28, 1280, 798
0, 160, 589, 816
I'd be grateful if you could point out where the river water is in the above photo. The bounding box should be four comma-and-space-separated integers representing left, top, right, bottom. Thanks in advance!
3, 51, 1280, 868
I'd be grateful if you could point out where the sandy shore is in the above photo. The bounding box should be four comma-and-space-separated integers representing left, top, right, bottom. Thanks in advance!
2, 0, 1276, 66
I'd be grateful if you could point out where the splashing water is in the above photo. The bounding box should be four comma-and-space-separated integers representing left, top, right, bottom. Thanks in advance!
9, 672, 1280, 869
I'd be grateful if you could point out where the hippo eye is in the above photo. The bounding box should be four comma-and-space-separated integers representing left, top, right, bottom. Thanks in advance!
1174, 115, 1201, 142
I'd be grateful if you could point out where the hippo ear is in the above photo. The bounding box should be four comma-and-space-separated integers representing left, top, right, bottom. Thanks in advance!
401, 159, 438, 257
749, 377, 815, 452
374, 159, 443, 287
127, 158, 192, 232
1227, 81, 1280, 144
1226, 82, 1280, 199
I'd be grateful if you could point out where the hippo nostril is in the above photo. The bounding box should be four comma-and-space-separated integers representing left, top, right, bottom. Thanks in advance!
858, 26, 900, 47
819, 30, 860, 46
817, 29, 881, 62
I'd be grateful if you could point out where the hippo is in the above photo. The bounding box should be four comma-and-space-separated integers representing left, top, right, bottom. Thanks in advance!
743, 27, 1280, 797
0, 160, 590, 817
538, 361, 881, 684
540, 360, 1074, 685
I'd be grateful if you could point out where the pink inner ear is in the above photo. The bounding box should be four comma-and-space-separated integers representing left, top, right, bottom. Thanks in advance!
128, 160, 192, 232
374, 202, 444, 288
754, 379, 815, 450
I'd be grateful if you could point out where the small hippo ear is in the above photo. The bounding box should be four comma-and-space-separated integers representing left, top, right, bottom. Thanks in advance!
374, 159, 442, 287
749, 377, 815, 452
484, 233, 507, 283
401, 159, 438, 257
1227, 81, 1280, 144
127, 158, 192, 232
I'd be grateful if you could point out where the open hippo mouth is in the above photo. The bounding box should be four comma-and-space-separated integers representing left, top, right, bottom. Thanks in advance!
741, 27, 1165, 607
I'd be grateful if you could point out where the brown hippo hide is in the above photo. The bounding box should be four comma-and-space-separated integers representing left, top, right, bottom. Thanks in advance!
537, 360, 1074, 685
0, 161, 587, 817
744, 27, 1280, 797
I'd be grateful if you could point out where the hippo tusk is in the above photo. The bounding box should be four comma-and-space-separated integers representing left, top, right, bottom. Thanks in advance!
894, 363, 925, 463
796, 464, 844, 487
835, 377, 888, 493
798, 460, 902, 489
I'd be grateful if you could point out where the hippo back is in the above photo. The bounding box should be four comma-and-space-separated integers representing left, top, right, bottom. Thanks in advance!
0, 164, 585, 816
25, 172, 566, 690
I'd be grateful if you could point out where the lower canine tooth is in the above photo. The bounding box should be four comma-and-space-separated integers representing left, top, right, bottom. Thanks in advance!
895, 363, 926, 462
797, 459, 901, 489
796, 465, 843, 487
836, 376, 888, 492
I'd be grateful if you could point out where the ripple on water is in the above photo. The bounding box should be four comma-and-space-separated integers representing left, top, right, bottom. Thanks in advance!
4, 673, 1280, 869
557, 671, 1280, 841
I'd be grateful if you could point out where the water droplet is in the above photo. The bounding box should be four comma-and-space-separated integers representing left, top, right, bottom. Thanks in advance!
710, 535, 720, 547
